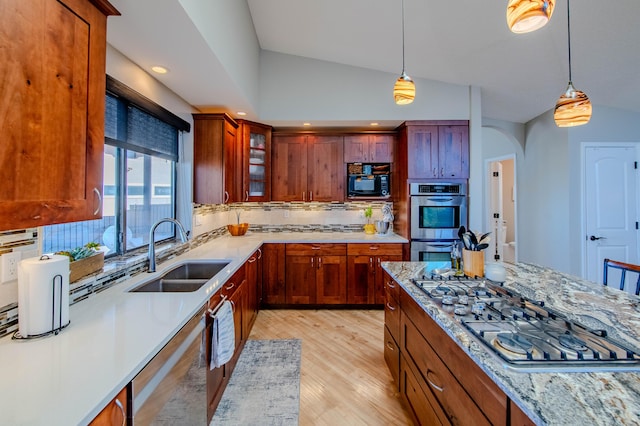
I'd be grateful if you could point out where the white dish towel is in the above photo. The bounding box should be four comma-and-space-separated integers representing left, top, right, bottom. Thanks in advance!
210, 300, 235, 370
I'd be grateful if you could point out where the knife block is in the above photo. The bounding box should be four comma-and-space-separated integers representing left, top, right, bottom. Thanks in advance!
462, 249, 484, 278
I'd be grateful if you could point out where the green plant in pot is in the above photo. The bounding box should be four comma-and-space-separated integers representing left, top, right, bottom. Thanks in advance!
363, 206, 375, 234
458, 226, 491, 277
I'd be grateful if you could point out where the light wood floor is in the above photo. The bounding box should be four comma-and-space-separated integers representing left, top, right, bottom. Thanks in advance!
248, 309, 413, 426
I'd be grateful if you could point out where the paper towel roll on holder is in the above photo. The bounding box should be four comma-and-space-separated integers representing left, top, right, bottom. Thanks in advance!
12, 256, 71, 340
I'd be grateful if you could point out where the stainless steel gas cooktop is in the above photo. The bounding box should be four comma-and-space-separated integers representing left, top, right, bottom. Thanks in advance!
410, 275, 640, 372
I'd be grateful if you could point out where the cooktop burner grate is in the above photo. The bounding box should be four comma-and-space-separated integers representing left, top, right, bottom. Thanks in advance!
410, 275, 640, 372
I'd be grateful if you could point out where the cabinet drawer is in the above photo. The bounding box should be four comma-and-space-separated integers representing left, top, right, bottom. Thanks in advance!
383, 271, 400, 303
384, 325, 399, 390
403, 314, 491, 426
400, 289, 507, 425
286, 243, 346, 256
400, 353, 449, 426
209, 265, 245, 308
384, 289, 400, 343
346, 243, 403, 256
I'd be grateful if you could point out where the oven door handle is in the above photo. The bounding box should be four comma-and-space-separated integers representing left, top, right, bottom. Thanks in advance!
424, 242, 454, 249
424, 197, 455, 202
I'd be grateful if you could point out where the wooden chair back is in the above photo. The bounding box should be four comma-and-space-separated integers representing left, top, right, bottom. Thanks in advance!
603, 258, 640, 296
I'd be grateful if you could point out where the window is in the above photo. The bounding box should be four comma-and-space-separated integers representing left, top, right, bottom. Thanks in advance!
42, 77, 190, 256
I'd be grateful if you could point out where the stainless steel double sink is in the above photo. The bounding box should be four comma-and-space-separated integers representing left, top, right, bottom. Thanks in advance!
129, 261, 230, 293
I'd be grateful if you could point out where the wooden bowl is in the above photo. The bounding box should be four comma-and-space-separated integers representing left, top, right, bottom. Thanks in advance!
227, 223, 249, 236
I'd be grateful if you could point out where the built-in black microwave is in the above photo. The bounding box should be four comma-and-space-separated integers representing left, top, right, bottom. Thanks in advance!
347, 163, 390, 199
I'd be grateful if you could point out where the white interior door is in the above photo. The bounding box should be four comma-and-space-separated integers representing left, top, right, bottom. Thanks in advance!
585, 146, 638, 289
489, 162, 503, 262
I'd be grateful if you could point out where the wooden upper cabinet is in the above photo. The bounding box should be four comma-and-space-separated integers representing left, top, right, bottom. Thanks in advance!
272, 135, 308, 202
193, 113, 240, 204
238, 120, 272, 202
404, 122, 469, 180
344, 134, 394, 163
438, 125, 469, 179
272, 134, 344, 202
0, 0, 119, 231
406, 126, 439, 179
307, 135, 344, 202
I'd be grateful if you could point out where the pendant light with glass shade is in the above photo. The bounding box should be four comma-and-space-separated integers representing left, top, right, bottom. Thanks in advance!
393, 0, 415, 105
506, 0, 555, 34
554, 0, 592, 127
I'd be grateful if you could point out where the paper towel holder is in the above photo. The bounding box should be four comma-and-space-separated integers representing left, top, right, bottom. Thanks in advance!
12, 257, 71, 340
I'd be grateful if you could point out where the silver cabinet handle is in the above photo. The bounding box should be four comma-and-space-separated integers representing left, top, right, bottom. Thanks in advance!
318, 256, 322, 269
224, 191, 229, 204
245, 191, 249, 201
426, 371, 444, 392
225, 282, 235, 291
311, 257, 314, 268
386, 280, 396, 289
432, 168, 437, 176
257, 248, 262, 260
248, 256, 257, 263
386, 302, 396, 311
440, 167, 444, 177
386, 341, 395, 351
93, 188, 102, 215
302, 191, 306, 201
309, 191, 313, 201
114, 398, 126, 426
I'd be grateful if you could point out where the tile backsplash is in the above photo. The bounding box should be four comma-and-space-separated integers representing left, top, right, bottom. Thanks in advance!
0, 201, 393, 338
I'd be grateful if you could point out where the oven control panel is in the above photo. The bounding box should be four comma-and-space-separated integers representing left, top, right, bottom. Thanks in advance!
410, 182, 466, 195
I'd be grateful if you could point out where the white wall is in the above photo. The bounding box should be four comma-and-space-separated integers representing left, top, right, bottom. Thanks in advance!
258, 50, 471, 124
178, 0, 260, 109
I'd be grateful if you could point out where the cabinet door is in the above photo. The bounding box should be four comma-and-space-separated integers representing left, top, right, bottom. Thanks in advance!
307, 135, 344, 202
400, 354, 450, 426
224, 120, 242, 203
240, 121, 271, 202
89, 386, 127, 426
316, 254, 347, 304
272, 135, 308, 201
193, 114, 239, 204
407, 125, 439, 179
262, 243, 286, 305
438, 125, 469, 179
244, 250, 260, 337
369, 134, 394, 163
374, 254, 402, 304
347, 255, 375, 304
228, 280, 244, 355
0, 0, 116, 230
285, 254, 316, 304
344, 135, 369, 162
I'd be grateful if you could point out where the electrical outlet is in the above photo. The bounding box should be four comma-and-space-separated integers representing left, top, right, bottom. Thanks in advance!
1, 252, 21, 283
283, 209, 290, 218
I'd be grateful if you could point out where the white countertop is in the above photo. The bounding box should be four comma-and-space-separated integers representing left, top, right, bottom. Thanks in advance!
0, 232, 406, 425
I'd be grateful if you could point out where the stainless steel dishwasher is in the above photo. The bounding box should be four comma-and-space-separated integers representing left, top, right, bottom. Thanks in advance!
130, 304, 208, 425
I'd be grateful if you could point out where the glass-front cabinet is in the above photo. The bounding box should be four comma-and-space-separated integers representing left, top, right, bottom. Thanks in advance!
238, 120, 272, 202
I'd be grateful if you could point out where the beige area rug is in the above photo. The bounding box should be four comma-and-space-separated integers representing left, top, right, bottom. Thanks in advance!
211, 339, 302, 426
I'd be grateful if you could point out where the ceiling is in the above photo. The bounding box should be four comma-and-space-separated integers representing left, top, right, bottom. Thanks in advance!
106, 0, 640, 126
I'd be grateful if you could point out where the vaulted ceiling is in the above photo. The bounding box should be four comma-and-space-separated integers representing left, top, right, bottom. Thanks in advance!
106, 0, 640, 126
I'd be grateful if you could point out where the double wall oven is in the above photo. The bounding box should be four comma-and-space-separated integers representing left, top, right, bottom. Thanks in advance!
410, 182, 467, 262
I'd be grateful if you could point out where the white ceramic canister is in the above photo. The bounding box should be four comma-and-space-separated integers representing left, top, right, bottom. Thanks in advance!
484, 262, 507, 282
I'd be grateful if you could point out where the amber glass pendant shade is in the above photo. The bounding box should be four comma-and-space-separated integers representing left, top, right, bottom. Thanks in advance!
507, 0, 555, 34
394, 72, 415, 105
554, 82, 592, 127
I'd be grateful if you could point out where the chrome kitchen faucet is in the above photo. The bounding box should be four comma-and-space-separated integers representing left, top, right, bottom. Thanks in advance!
147, 218, 189, 273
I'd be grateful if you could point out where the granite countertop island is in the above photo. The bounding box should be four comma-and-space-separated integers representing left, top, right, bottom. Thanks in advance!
0, 231, 406, 425
382, 261, 640, 426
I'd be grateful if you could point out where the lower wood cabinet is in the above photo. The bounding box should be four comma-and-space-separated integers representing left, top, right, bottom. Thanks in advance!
244, 248, 261, 336
262, 243, 286, 305
383, 275, 527, 426
347, 243, 402, 304
285, 243, 347, 304
89, 387, 127, 426
207, 265, 244, 419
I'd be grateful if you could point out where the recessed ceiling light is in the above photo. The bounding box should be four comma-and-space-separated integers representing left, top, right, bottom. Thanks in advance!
237, 111, 247, 116
303, 122, 311, 126
151, 66, 168, 74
